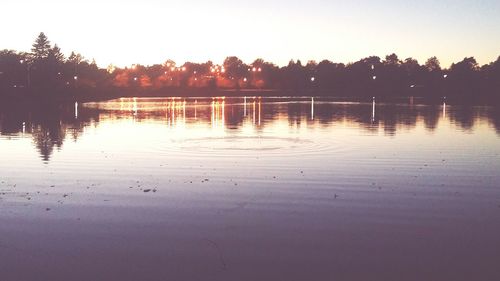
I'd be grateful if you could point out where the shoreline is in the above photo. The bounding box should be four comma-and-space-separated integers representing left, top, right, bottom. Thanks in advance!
1, 88, 498, 105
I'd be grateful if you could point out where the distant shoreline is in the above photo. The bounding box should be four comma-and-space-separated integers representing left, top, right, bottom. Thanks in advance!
2, 33, 499, 106
1, 87, 497, 106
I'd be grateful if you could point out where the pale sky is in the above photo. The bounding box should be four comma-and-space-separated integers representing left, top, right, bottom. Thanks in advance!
2, 0, 499, 68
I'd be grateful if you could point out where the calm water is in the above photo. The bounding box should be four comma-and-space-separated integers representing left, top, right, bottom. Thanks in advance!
1, 97, 500, 281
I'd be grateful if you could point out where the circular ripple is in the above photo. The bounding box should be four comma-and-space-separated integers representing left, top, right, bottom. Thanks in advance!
144, 134, 357, 159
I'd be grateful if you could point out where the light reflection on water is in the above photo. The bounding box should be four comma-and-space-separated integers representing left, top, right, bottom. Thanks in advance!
0, 96, 499, 164
1, 97, 500, 280
1, 96, 499, 199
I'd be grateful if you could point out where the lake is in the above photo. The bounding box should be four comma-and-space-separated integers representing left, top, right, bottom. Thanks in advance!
1, 96, 499, 281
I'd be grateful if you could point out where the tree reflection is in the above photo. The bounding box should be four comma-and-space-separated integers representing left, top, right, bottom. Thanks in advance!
1, 97, 499, 162
0, 101, 99, 162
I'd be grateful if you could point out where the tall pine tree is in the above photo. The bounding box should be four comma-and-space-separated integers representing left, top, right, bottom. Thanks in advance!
48, 44, 65, 63
31, 32, 51, 60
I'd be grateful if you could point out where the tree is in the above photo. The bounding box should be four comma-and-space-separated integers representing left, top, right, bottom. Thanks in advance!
281, 59, 308, 91
402, 58, 420, 75
252, 58, 265, 67
0, 50, 27, 89
448, 57, 481, 97
425, 57, 441, 72
31, 32, 51, 60
48, 44, 65, 63
164, 59, 176, 68
30, 33, 62, 90
450, 57, 479, 72
223, 56, 248, 87
482, 56, 500, 99
250, 58, 279, 88
67, 51, 84, 65
384, 53, 401, 66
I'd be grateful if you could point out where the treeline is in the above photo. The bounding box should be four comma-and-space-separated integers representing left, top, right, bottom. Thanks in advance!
1, 33, 499, 102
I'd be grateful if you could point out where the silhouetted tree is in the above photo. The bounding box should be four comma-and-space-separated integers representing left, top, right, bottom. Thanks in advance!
223, 56, 248, 88
2, 34, 500, 102
31, 32, 51, 60
68, 52, 84, 65
250, 59, 280, 88
0, 50, 27, 90
425, 57, 441, 72
482, 56, 500, 100
448, 57, 481, 98
384, 53, 401, 66
48, 44, 65, 63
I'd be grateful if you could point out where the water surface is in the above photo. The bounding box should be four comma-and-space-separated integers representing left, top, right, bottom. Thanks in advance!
1, 97, 499, 281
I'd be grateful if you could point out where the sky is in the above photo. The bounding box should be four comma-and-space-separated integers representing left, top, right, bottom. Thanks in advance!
2, 0, 500, 68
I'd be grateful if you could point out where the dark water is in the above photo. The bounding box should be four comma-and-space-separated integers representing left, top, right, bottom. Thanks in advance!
1, 97, 499, 281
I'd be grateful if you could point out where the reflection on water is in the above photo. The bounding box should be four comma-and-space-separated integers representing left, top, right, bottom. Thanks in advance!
372, 97, 376, 122
0, 96, 500, 162
0, 101, 98, 162
1, 97, 499, 281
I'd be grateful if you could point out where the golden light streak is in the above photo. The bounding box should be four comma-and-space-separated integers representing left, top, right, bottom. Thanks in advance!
258, 99, 261, 126
244, 96, 247, 116
311, 97, 314, 120
211, 98, 226, 131
194, 99, 198, 120
372, 97, 376, 122
132, 97, 138, 116
253, 99, 256, 124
